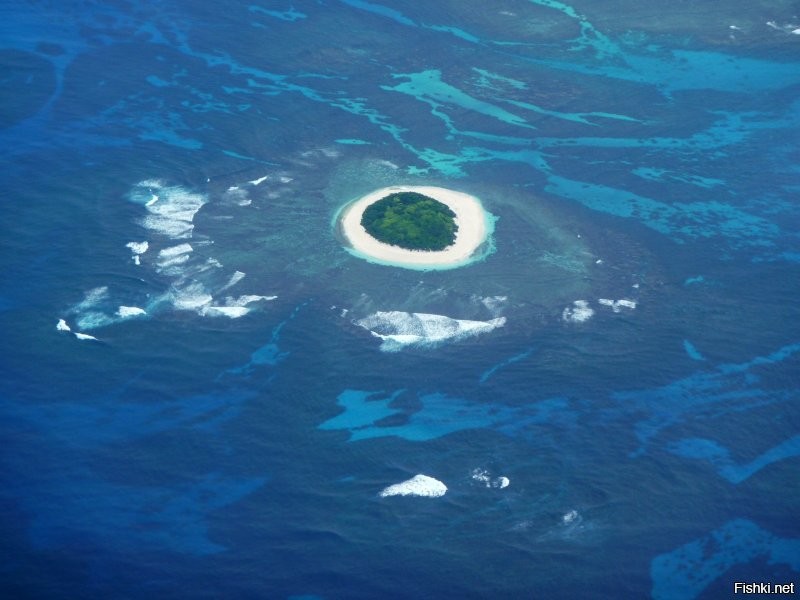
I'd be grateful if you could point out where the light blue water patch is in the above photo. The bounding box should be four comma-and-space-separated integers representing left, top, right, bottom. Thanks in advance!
318, 390, 405, 432
146, 74, 171, 88
628, 50, 800, 95
537, 110, 773, 153
632, 167, 725, 189
338, 0, 415, 26
479, 347, 535, 384
504, 98, 640, 126
544, 174, 779, 245
223, 303, 305, 377
616, 342, 800, 455
753, 250, 800, 264
651, 519, 800, 600
516, 39, 800, 96
683, 275, 705, 286
717, 341, 800, 376
136, 111, 204, 150
335, 138, 371, 145
382, 70, 534, 130
339, 0, 481, 44
249, 5, 307, 22
524, 0, 623, 61
472, 68, 527, 92
683, 340, 706, 361
427, 24, 481, 44
667, 434, 800, 484
319, 389, 573, 442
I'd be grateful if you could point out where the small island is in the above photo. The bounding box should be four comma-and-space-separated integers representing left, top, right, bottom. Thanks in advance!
336, 185, 493, 270
361, 191, 458, 251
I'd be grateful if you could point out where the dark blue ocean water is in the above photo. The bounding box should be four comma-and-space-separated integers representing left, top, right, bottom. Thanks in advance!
1, 1, 799, 598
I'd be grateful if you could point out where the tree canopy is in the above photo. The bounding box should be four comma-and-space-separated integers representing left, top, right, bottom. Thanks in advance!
361, 192, 458, 251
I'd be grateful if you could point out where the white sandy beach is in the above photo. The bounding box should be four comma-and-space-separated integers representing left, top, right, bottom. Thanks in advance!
339, 185, 489, 268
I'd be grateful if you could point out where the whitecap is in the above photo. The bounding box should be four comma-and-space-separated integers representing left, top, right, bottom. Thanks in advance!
222, 186, 251, 207
356, 311, 506, 352
480, 295, 507, 317
223, 294, 277, 307
219, 271, 246, 292
379, 474, 447, 498
562, 300, 594, 323
76, 311, 115, 330
155, 243, 194, 272
471, 468, 510, 489
471, 468, 491, 486
158, 243, 193, 259
248, 175, 269, 186
202, 306, 250, 318
562, 509, 579, 524
56, 319, 71, 332
129, 181, 207, 239
125, 241, 149, 255
170, 282, 213, 312
74, 332, 99, 341
75, 286, 109, 311
598, 298, 637, 313
117, 306, 146, 318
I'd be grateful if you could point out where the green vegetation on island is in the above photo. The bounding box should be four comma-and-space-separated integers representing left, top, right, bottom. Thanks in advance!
361, 192, 459, 251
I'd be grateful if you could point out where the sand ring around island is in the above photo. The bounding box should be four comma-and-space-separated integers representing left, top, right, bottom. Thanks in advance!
335, 185, 495, 270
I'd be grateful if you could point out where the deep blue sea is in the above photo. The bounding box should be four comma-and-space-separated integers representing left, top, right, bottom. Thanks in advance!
1, 1, 799, 598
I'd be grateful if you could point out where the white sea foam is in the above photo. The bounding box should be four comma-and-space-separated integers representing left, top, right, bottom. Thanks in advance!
562, 300, 594, 323
598, 298, 637, 313
480, 295, 507, 317
219, 271, 246, 292
379, 474, 447, 498
222, 186, 251, 207
356, 311, 506, 352
767, 21, 800, 35
170, 282, 213, 312
126, 241, 149, 255
75, 286, 109, 310
158, 243, 194, 259
130, 181, 207, 239
562, 509, 579, 524
155, 244, 194, 272
471, 468, 510, 489
56, 319, 71, 332
76, 312, 115, 330
117, 306, 146, 318
202, 306, 250, 318
223, 294, 278, 307
74, 332, 99, 341
249, 175, 269, 186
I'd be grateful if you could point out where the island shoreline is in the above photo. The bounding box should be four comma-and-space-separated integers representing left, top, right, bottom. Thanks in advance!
336, 185, 492, 269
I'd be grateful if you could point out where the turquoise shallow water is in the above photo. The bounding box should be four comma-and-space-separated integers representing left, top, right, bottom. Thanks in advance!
1, 1, 799, 598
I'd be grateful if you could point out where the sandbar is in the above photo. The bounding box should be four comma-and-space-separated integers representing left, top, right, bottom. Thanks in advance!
337, 185, 491, 269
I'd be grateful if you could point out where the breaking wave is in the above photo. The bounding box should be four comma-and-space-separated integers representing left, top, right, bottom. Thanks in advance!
355, 311, 506, 352
379, 474, 447, 498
